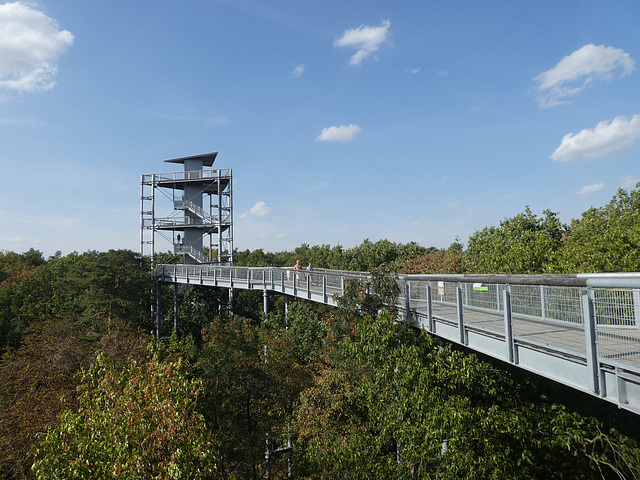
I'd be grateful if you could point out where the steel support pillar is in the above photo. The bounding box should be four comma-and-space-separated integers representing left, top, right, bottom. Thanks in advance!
173, 283, 179, 334
156, 281, 162, 343
263, 289, 269, 315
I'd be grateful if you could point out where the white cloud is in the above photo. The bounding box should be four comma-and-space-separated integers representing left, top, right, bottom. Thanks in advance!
0, 2, 74, 93
535, 44, 635, 107
333, 20, 390, 66
577, 183, 605, 195
291, 64, 305, 78
240, 201, 271, 219
619, 175, 639, 189
316, 124, 362, 142
550, 115, 640, 162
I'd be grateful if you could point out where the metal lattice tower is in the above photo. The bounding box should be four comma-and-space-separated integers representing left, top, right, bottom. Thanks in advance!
141, 152, 233, 266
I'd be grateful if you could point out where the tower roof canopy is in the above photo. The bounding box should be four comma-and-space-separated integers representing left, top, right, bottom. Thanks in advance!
164, 152, 218, 167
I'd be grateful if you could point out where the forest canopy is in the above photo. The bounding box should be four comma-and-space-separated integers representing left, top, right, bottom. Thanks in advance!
2, 184, 640, 478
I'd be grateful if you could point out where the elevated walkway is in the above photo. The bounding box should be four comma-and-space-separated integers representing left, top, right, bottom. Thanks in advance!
157, 264, 640, 415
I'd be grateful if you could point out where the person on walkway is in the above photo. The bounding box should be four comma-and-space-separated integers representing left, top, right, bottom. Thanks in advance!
294, 260, 302, 285
306, 262, 314, 285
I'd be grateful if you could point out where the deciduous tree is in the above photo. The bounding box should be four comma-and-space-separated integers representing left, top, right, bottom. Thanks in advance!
32, 340, 219, 479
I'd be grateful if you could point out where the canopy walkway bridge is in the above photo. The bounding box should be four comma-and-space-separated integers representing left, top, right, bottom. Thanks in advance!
156, 264, 640, 416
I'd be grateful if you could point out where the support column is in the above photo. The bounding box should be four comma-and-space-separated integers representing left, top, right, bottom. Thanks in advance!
263, 289, 269, 315
156, 281, 162, 343
173, 283, 179, 335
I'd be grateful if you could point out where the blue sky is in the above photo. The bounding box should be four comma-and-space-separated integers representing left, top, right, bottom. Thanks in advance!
1, 0, 639, 258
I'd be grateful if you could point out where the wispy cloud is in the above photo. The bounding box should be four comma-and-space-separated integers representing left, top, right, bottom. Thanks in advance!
316, 124, 362, 142
301, 181, 330, 194
535, 44, 635, 108
155, 112, 231, 125
550, 115, 640, 162
0, 2, 74, 93
619, 175, 639, 189
291, 64, 305, 78
240, 201, 271, 219
577, 183, 605, 195
334, 20, 390, 66
0, 116, 48, 126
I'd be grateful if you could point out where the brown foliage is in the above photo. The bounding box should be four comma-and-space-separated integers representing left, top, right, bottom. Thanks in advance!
0, 317, 148, 479
393, 248, 465, 274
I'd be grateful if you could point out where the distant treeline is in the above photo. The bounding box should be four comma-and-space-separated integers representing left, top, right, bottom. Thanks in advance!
234, 183, 640, 275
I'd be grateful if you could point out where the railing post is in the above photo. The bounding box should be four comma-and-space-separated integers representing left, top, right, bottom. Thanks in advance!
582, 290, 600, 395
456, 283, 465, 345
322, 275, 327, 303
540, 285, 546, 321
503, 286, 514, 363
427, 283, 434, 333
633, 289, 640, 329
404, 279, 411, 323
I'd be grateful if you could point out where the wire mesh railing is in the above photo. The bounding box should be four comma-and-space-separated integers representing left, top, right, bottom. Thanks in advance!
400, 274, 640, 371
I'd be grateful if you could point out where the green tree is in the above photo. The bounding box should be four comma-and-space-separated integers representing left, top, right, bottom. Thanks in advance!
65, 249, 154, 327
550, 184, 640, 272
293, 276, 639, 479
199, 316, 272, 478
465, 207, 566, 273
32, 340, 219, 479
0, 249, 154, 354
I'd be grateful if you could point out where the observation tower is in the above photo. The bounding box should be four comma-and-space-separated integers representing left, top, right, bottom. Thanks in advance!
140, 152, 233, 266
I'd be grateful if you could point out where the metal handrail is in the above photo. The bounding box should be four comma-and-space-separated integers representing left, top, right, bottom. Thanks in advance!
173, 245, 206, 263
142, 169, 232, 184
174, 199, 215, 224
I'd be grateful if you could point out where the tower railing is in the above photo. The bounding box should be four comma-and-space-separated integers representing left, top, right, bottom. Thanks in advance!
174, 199, 215, 224
144, 168, 232, 183
173, 244, 207, 264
